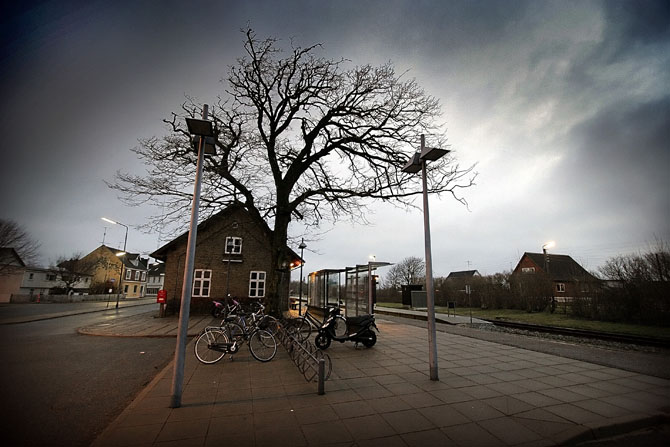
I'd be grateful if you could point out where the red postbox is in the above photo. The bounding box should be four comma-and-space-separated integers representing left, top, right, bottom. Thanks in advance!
157, 290, 167, 304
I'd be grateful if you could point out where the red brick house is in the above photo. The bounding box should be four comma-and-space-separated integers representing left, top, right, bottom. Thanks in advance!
512, 252, 600, 298
151, 203, 301, 313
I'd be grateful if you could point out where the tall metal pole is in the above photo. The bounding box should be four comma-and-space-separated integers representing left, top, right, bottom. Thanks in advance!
420, 134, 439, 381
298, 239, 305, 316
170, 104, 209, 408
116, 223, 128, 309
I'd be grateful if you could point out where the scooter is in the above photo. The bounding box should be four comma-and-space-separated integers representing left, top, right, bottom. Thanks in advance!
314, 306, 378, 349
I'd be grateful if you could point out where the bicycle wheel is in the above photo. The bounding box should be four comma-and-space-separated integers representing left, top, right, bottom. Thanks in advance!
290, 317, 312, 342
194, 328, 229, 364
248, 329, 277, 362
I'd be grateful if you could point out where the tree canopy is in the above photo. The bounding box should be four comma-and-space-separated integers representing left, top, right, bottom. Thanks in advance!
110, 29, 477, 313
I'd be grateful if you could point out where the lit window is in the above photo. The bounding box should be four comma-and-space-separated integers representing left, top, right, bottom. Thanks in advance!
249, 271, 266, 297
193, 269, 212, 297
225, 237, 243, 254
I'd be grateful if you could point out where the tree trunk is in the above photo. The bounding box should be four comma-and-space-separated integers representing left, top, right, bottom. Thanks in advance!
266, 211, 291, 316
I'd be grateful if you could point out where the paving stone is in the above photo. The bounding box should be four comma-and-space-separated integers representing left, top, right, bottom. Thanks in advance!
382, 408, 437, 434
343, 414, 395, 440
441, 421, 504, 447
477, 416, 543, 445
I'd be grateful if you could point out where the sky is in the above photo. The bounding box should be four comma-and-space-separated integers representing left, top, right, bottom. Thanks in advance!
1, 0, 669, 281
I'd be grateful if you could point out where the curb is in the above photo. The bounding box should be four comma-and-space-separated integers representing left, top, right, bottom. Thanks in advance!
558, 414, 670, 445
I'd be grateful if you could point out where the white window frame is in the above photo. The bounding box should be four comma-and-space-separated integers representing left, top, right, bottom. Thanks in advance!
126, 269, 132, 280
521, 267, 535, 273
192, 269, 212, 298
556, 283, 566, 293
135, 271, 141, 281
249, 271, 266, 298
225, 237, 243, 255
141, 271, 146, 281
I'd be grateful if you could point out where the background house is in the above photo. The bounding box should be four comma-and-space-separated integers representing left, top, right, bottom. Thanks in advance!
446, 270, 481, 280
146, 262, 165, 296
19, 266, 91, 297
512, 252, 600, 298
81, 245, 148, 298
151, 203, 300, 313
0, 248, 26, 303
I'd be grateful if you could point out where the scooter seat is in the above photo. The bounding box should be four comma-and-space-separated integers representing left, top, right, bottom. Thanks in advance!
347, 315, 374, 326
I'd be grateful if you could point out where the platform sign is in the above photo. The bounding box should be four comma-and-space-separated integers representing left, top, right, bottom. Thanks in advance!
157, 290, 167, 304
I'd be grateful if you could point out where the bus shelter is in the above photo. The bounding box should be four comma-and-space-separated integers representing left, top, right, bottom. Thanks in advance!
308, 262, 391, 316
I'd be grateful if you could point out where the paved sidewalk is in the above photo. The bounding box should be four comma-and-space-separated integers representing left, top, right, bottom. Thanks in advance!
91, 316, 670, 446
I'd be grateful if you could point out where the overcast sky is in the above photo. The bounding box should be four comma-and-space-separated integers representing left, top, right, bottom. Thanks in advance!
1, 0, 668, 280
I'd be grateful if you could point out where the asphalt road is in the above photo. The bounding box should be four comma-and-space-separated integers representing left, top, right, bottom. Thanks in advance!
0, 303, 176, 447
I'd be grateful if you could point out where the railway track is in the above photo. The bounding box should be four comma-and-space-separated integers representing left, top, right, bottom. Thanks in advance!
483, 319, 670, 349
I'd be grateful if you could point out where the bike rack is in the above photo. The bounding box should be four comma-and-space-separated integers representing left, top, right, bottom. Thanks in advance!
277, 319, 332, 395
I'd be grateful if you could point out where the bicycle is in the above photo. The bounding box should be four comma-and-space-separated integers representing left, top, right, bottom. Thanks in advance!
195, 305, 278, 364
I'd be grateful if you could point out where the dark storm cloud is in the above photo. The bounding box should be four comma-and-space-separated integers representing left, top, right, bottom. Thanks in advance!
602, 0, 670, 47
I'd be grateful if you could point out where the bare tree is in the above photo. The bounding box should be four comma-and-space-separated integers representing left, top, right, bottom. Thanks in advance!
110, 29, 477, 314
0, 219, 40, 270
53, 254, 98, 293
384, 256, 426, 288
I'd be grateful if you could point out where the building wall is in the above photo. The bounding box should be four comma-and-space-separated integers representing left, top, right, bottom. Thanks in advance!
0, 267, 25, 303
82, 246, 123, 286
162, 207, 275, 311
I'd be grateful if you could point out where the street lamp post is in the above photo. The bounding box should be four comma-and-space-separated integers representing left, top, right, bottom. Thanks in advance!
298, 239, 307, 316
402, 134, 450, 381
101, 217, 128, 309
170, 104, 216, 408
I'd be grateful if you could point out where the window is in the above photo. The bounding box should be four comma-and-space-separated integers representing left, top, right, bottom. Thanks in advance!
556, 283, 565, 293
141, 271, 146, 281
133, 285, 138, 293
124, 285, 129, 293
126, 269, 132, 280
249, 271, 266, 297
225, 237, 243, 254
29, 273, 34, 280
521, 267, 535, 273
135, 271, 140, 281
192, 269, 212, 297
140, 286, 144, 295
46, 273, 57, 281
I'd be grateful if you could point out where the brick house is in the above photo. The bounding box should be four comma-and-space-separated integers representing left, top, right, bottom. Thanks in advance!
512, 252, 600, 298
151, 203, 301, 313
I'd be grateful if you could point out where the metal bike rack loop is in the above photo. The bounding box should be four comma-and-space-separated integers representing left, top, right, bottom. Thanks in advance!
277, 320, 332, 395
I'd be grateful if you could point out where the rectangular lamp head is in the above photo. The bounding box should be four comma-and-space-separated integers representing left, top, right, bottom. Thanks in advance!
185, 117, 214, 137
402, 152, 422, 173
420, 146, 450, 161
